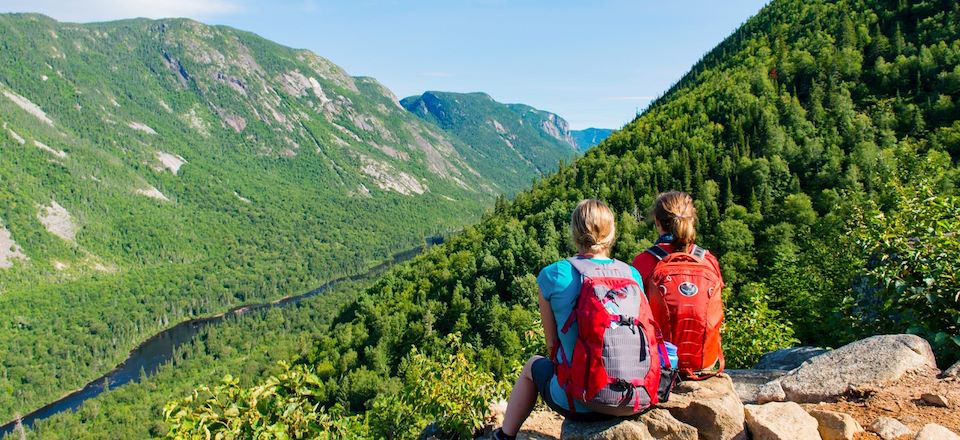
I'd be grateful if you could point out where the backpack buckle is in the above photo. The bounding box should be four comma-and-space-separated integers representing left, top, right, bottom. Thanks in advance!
617, 315, 638, 333
610, 378, 631, 392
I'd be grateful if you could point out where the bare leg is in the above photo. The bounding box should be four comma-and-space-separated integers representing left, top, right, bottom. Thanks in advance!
501, 355, 543, 436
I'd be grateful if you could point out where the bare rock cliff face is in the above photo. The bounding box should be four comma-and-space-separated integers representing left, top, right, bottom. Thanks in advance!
539, 112, 576, 147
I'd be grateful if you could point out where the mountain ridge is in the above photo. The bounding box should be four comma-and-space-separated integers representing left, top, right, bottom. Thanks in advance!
400, 90, 612, 192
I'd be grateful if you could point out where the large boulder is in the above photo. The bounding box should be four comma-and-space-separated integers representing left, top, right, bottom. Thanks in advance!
915, 423, 960, 440
744, 402, 821, 440
768, 335, 937, 403
755, 347, 828, 370
559, 409, 697, 440
640, 409, 698, 440
725, 369, 787, 403
659, 374, 747, 440
807, 409, 864, 440
560, 418, 651, 440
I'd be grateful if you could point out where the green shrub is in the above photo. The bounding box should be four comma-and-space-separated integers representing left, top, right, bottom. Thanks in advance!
722, 283, 800, 368
163, 363, 368, 439
370, 334, 507, 439
850, 180, 960, 366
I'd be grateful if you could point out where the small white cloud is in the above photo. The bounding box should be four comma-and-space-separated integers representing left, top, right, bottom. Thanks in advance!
604, 95, 656, 102
2, 0, 242, 22
421, 71, 453, 78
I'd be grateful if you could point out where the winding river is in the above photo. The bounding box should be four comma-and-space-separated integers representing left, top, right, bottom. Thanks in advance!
0, 239, 439, 437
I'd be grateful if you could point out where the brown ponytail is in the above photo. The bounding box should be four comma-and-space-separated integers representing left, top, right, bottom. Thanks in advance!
651, 191, 697, 249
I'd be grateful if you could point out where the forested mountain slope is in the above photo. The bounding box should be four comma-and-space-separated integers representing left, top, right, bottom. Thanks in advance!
164, 0, 960, 437
0, 13, 539, 425
401, 91, 579, 192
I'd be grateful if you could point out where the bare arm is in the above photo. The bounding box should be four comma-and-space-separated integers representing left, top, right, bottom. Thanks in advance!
538, 287, 559, 357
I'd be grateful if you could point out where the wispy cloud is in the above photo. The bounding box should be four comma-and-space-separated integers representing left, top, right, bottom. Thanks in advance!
421, 71, 454, 78
604, 95, 656, 101
0, 0, 243, 22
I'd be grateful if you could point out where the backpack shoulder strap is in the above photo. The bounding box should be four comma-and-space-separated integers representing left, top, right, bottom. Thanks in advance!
566, 257, 634, 280
566, 257, 600, 277
689, 245, 706, 260
646, 245, 669, 261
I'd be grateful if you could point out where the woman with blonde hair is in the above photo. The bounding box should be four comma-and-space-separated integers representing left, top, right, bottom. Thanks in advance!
493, 199, 648, 439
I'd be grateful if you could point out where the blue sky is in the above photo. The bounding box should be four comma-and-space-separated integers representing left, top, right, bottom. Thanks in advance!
1, 0, 769, 129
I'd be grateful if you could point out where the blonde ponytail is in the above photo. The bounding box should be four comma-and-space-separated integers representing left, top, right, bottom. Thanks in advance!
652, 191, 697, 248
571, 199, 616, 255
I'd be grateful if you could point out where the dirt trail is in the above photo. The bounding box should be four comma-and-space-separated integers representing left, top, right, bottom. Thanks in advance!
803, 371, 960, 439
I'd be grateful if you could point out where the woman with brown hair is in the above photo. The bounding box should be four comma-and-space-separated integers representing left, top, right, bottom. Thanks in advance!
633, 191, 726, 379
632, 191, 721, 280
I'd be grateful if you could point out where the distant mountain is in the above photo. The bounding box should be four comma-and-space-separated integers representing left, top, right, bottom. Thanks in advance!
571, 127, 614, 151
400, 92, 579, 191
0, 13, 526, 422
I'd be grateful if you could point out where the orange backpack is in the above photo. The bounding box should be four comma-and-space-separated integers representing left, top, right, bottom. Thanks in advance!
646, 245, 724, 380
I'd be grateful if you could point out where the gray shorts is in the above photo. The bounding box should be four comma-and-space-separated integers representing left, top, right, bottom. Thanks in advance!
530, 357, 615, 422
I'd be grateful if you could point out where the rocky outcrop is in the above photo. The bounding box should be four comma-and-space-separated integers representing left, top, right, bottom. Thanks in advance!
0, 224, 27, 269
526, 336, 954, 440
915, 423, 960, 440
942, 360, 960, 379
754, 347, 828, 370
560, 417, 655, 440
659, 374, 747, 440
763, 335, 937, 403
807, 409, 864, 440
755, 380, 787, 404
744, 402, 821, 440
726, 369, 786, 403
2, 89, 54, 125
37, 200, 77, 241
640, 409, 698, 440
538, 112, 576, 147
559, 409, 696, 440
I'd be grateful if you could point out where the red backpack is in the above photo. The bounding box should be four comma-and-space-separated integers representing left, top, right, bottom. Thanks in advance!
554, 257, 676, 416
646, 245, 725, 380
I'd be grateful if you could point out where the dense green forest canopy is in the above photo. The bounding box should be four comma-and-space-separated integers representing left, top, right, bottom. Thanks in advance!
162, 0, 960, 438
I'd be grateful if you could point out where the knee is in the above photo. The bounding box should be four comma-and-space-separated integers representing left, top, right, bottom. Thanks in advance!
522, 355, 544, 380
